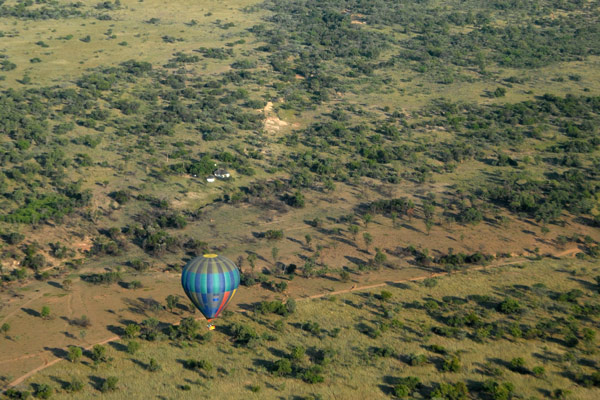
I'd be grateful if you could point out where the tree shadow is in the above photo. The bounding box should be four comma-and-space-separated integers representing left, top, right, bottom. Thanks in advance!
44, 347, 68, 359
108, 341, 128, 353
47, 281, 63, 289
345, 255, 367, 266
21, 308, 40, 317
88, 375, 104, 391
106, 325, 124, 336
130, 358, 149, 370
49, 376, 70, 390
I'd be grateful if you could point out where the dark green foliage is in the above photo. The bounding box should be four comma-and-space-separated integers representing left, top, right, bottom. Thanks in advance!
497, 298, 521, 314
430, 381, 469, 400
255, 299, 296, 316
442, 355, 462, 372
147, 358, 161, 372
271, 358, 292, 376
91, 344, 107, 363
264, 230, 284, 240
393, 376, 421, 398
230, 323, 260, 347
482, 380, 515, 400
3, 389, 31, 399
183, 359, 213, 372
100, 377, 118, 392
64, 378, 84, 393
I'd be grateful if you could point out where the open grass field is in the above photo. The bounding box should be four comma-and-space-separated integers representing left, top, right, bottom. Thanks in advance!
6, 257, 600, 399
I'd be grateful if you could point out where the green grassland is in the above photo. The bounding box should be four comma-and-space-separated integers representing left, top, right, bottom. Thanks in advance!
15, 258, 600, 399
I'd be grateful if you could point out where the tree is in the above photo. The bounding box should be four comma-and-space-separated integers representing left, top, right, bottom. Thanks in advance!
127, 340, 140, 355
33, 383, 53, 399
100, 377, 118, 392
363, 213, 372, 227
1, 322, 10, 338
380, 290, 392, 302
271, 247, 279, 264
374, 248, 387, 266
363, 232, 373, 253
391, 211, 398, 227
166, 295, 177, 313
91, 344, 107, 363
148, 358, 161, 372
247, 253, 257, 271
339, 270, 350, 282
41, 306, 51, 319
349, 225, 359, 241
67, 346, 82, 363
305, 234, 312, 249
124, 324, 140, 339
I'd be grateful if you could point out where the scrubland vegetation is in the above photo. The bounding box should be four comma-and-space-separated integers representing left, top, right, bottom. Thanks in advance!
1, 0, 599, 398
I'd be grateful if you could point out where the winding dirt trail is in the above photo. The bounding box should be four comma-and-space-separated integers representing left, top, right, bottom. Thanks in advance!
3, 246, 584, 389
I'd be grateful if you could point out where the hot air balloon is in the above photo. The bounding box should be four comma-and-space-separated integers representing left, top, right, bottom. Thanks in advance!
181, 254, 240, 329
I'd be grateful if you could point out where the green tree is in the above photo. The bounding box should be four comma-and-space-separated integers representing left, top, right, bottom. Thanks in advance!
166, 295, 177, 312
33, 383, 53, 399
1, 322, 10, 338
271, 247, 279, 264
363, 232, 373, 253
247, 253, 257, 271
304, 234, 312, 249
67, 346, 82, 363
127, 340, 140, 355
124, 324, 140, 338
349, 225, 359, 241
100, 377, 118, 392
91, 344, 107, 363
40, 306, 51, 319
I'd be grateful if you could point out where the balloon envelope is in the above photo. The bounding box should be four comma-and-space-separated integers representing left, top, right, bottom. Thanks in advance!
181, 254, 240, 320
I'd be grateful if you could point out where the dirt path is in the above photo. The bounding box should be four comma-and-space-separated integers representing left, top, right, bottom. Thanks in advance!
7, 336, 119, 388
0, 291, 45, 326
5, 256, 538, 389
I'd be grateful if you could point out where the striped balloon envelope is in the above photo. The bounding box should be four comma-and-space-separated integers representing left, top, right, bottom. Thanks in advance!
181, 254, 240, 320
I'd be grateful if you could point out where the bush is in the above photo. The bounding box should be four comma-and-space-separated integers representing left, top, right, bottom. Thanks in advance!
91, 345, 107, 363
431, 382, 468, 400
393, 376, 421, 398
442, 355, 462, 372
65, 378, 84, 393
33, 383, 52, 399
67, 346, 82, 363
271, 358, 292, 376
409, 354, 428, 366
497, 298, 521, 314
100, 377, 118, 392
147, 358, 161, 372
127, 340, 140, 355
301, 365, 325, 383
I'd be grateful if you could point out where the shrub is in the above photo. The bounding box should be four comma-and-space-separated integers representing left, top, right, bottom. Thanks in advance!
33, 383, 52, 399
100, 377, 118, 392
67, 346, 82, 362
147, 358, 161, 372
91, 345, 107, 363
301, 365, 325, 384
65, 378, 84, 393
271, 358, 292, 376
127, 340, 140, 355
497, 298, 521, 314
483, 380, 515, 400
393, 376, 421, 398
431, 382, 468, 400
409, 354, 428, 366
442, 355, 462, 372
380, 290, 393, 302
